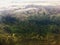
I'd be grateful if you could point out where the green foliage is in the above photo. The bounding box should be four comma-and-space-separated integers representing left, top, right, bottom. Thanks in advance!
0, 12, 60, 45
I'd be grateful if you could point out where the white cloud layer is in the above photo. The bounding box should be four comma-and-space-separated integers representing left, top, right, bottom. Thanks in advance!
0, 0, 60, 8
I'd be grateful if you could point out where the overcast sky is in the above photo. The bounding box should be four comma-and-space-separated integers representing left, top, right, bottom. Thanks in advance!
0, 0, 60, 8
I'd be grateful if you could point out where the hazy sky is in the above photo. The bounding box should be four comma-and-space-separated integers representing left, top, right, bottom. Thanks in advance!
0, 0, 60, 8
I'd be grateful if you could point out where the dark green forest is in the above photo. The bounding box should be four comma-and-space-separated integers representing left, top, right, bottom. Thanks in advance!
0, 8, 60, 45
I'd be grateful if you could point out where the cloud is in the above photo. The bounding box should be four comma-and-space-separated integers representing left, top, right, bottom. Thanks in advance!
0, 0, 60, 8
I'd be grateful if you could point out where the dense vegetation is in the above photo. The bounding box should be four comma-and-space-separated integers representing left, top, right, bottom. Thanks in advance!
0, 8, 60, 45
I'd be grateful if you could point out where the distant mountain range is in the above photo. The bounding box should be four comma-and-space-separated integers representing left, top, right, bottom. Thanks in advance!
0, 5, 60, 21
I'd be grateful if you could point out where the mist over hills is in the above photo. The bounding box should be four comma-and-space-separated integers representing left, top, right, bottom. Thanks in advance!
0, 0, 60, 45
0, 5, 60, 33
0, 5, 60, 21
0, 4, 60, 45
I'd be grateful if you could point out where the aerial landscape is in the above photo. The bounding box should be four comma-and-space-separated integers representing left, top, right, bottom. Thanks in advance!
0, 0, 60, 45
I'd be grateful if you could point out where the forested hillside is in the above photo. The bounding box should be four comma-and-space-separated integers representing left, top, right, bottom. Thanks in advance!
0, 5, 60, 45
